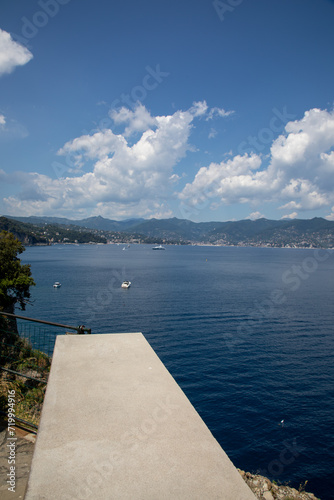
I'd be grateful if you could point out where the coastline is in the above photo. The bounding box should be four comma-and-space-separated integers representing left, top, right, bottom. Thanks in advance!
238, 470, 320, 500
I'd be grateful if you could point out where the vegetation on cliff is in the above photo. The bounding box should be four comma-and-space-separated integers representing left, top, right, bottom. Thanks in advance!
0, 233, 50, 427
0, 316, 51, 427
0, 216, 106, 245
0, 231, 35, 320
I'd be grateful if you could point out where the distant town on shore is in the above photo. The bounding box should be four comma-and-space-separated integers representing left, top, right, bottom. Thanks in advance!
1, 215, 334, 249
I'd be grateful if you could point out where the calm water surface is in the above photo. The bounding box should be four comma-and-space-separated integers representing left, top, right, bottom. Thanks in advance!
21, 244, 334, 499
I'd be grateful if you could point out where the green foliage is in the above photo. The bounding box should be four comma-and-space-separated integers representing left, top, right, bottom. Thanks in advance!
0, 233, 49, 427
0, 216, 107, 244
0, 216, 48, 245
2, 378, 47, 426
0, 321, 51, 426
0, 231, 35, 313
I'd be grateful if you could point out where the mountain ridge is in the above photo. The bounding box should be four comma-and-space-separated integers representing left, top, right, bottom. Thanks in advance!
2, 215, 334, 248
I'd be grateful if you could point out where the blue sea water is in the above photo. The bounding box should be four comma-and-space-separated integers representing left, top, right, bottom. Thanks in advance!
21, 244, 334, 499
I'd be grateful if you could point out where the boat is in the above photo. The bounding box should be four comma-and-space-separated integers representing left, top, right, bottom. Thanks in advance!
53, 281, 61, 288
152, 245, 165, 250
121, 280, 131, 289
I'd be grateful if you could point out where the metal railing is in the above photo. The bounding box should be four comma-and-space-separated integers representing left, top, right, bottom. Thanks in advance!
0, 312, 91, 430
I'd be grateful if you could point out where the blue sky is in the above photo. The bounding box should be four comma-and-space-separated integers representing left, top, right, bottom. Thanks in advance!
0, 0, 334, 222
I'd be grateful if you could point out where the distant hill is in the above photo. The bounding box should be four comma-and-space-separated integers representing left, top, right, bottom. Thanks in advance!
129, 216, 334, 247
0, 217, 106, 245
6, 215, 145, 232
0, 216, 48, 245
3, 215, 334, 248
76, 216, 146, 232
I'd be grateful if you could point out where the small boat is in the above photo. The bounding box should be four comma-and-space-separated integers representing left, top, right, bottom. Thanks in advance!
53, 281, 61, 288
121, 280, 131, 289
152, 245, 165, 250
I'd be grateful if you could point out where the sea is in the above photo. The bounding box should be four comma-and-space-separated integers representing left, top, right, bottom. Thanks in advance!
20, 243, 334, 500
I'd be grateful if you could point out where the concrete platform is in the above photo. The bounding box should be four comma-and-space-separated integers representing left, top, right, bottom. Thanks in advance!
25, 333, 256, 499
0, 426, 35, 500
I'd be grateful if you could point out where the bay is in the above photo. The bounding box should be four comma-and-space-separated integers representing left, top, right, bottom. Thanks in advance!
21, 244, 334, 499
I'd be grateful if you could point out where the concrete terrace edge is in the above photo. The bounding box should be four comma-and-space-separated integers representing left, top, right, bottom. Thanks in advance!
25, 333, 256, 500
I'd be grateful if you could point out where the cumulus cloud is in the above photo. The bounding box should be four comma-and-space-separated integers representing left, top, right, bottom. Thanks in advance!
270, 108, 334, 181
3, 103, 202, 217
180, 107, 334, 215
279, 178, 328, 210
3, 104, 334, 220
281, 212, 298, 220
0, 29, 33, 76
0, 114, 5, 126
247, 211, 265, 220
109, 104, 157, 137
179, 153, 265, 206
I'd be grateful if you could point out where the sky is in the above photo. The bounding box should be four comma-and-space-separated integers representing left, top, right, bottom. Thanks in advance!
0, 0, 334, 223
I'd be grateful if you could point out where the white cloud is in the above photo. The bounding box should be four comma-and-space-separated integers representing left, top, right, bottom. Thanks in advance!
269, 108, 334, 185
109, 104, 157, 137
58, 129, 127, 164
190, 101, 209, 117
189, 101, 234, 120
206, 107, 234, 120
247, 211, 265, 220
0, 29, 33, 76
3, 103, 199, 218
179, 153, 265, 206
279, 178, 328, 210
3, 104, 334, 220
0, 114, 6, 126
281, 212, 298, 220
180, 107, 334, 214
169, 173, 181, 183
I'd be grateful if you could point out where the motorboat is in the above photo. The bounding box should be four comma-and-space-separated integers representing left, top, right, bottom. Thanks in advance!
121, 280, 131, 289
152, 245, 165, 250
53, 281, 61, 288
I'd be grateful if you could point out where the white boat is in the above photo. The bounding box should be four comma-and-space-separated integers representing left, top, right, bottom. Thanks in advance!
53, 281, 61, 288
152, 245, 165, 250
121, 280, 131, 289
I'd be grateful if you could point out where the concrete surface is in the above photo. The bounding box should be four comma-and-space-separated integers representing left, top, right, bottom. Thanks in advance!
0, 425, 35, 500
25, 333, 256, 499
